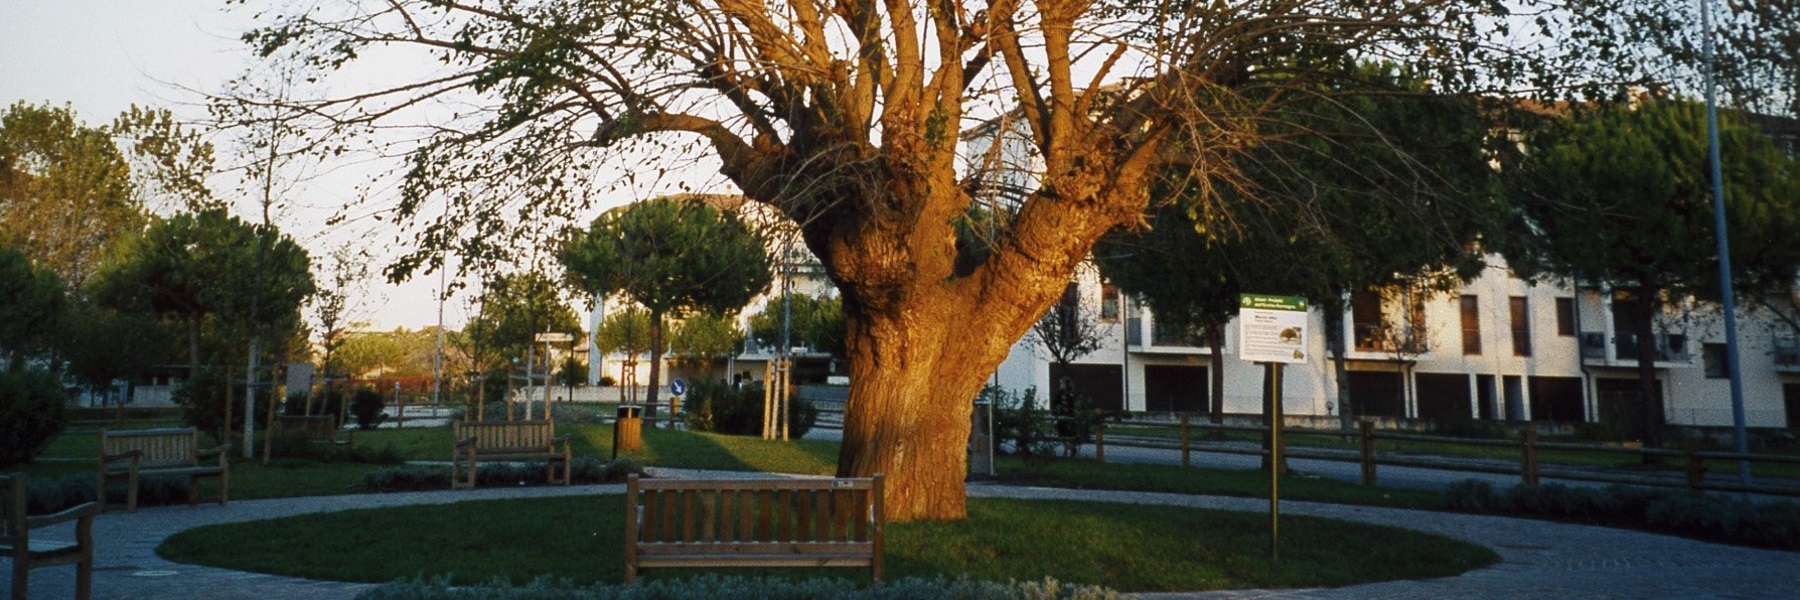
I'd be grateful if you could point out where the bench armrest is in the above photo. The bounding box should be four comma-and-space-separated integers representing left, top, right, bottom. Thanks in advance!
101, 449, 143, 464
26, 501, 101, 529
455, 436, 478, 449
197, 444, 232, 460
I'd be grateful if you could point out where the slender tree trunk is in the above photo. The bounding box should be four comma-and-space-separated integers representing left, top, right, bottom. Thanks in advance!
223, 365, 235, 446
188, 315, 203, 382
1206, 322, 1226, 425
1325, 305, 1353, 431
1632, 284, 1665, 453
647, 309, 664, 410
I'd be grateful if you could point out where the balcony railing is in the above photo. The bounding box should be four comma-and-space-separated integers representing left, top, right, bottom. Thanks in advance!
1775, 338, 1800, 370
1353, 323, 1428, 354
1581, 331, 1689, 363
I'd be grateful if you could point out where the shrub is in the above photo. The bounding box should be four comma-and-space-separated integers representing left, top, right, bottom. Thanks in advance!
683, 379, 816, 438
174, 368, 265, 441
364, 458, 643, 492
1445, 479, 1800, 550
1435, 418, 1506, 440
0, 368, 68, 467
23, 473, 196, 514
1049, 384, 1101, 458
988, 385, 1057, 460
356, 574, 1125, 600
350, 386, 387, 429
1441, 480, 1494, 511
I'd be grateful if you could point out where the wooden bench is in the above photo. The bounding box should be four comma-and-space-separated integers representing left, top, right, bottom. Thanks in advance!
97, 427, 229, 513
3, 473, 99, 600
450, 420, 571, 490
275, 415, 354, 447
624, 474, 884, 585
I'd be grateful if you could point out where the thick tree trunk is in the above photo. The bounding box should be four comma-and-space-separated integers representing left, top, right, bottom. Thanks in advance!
836, 304, 991, 522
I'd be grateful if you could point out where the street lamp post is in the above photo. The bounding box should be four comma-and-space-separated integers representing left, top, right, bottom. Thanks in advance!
1701, 0, 1752, 487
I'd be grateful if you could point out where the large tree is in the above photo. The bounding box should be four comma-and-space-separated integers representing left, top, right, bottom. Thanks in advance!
237, 0, 1781, 520
748, 293, 847, 360
88, 209, 316, 379
1504, 99, 1800, 448
1098, 66, 1500, 433
0, 102, 141, 289
0, 246, 65, 372
463, 271, 584, 382
560, 197, 773, 408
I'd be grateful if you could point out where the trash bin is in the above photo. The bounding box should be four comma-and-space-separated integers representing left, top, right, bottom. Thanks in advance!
614, 406, 643, 456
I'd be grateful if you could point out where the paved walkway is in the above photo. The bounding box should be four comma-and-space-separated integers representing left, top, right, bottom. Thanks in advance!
6, 470, 1796, 599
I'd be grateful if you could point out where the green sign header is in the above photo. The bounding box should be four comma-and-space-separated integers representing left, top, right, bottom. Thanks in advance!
1239, 294, 1308, 312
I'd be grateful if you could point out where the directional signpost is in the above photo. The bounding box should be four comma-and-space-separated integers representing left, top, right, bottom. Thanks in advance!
1239, 293, 1309, 561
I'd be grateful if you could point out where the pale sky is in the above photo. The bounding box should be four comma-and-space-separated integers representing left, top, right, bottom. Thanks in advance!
2, 1, 484, 332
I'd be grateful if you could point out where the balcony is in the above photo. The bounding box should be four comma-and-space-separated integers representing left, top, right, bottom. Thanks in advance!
1580, 331, 1691, 366
1128, 319, 1212, 354
1352, 323, 1428, 355
1775, 338, 1800, 372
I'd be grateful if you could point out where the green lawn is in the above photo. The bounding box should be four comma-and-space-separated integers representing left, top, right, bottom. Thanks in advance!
158, 495, 1497, 592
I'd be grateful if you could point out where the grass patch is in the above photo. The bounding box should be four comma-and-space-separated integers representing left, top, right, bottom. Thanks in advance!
158, 495, 1495, 592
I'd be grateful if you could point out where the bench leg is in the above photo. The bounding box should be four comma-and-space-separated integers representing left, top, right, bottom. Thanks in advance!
624, 562, 636, 586
126, 470, 140, 514
76, 552, 93, 600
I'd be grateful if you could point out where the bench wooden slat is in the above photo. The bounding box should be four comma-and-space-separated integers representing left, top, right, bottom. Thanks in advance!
449, 420, 569, 490
625, 475, 883, 585
97, 427, 228, 513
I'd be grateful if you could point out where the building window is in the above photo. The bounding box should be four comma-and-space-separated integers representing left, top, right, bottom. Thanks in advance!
1353, 290, 1386, 351
1099, 284, 1119, 322
1555, 297, 1576, 336
1460, 295, 1481, 355
1702, 343, 1728, 379
1509, 296, 1532, 357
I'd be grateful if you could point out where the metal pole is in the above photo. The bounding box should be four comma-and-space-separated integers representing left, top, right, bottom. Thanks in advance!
1268, 362, 1283, 562
1701, 0, 1752, 487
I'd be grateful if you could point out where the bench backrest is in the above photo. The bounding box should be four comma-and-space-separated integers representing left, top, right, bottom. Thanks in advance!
99, 428, 199, 468
453, 420, 556, 450
626, 476, 884, 550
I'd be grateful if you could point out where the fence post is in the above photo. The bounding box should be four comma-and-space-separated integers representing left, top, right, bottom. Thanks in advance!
1180, 412, 1191, 468
1359, 419, 1377, 486
1521, 427, 1540, 486
1684, 441, 1705, 491
1094, 410, 1105, 463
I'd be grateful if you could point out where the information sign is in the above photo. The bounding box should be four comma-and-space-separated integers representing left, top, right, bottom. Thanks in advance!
1238, 294, 1309, 364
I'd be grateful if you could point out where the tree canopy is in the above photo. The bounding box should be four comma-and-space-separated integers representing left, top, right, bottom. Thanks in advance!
1503, 99, 1800, 444
748, 293, 846, 359
560, 197, 772, 405
0, 246, 65, 372
89, 209, 316, 376
235, 0, 1795, 520
463, 271, 584, 375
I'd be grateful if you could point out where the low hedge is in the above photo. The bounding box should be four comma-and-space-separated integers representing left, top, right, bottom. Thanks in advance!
23, 472, 193, 515
363, 458, 643, 492
1444, 479, 1800, 550
356, 574, 1123, 600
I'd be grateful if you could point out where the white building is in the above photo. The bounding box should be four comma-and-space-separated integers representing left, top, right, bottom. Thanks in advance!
991, 255, 1800, 430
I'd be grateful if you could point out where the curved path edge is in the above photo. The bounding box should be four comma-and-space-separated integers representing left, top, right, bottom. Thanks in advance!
7, 469, 1796, 599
